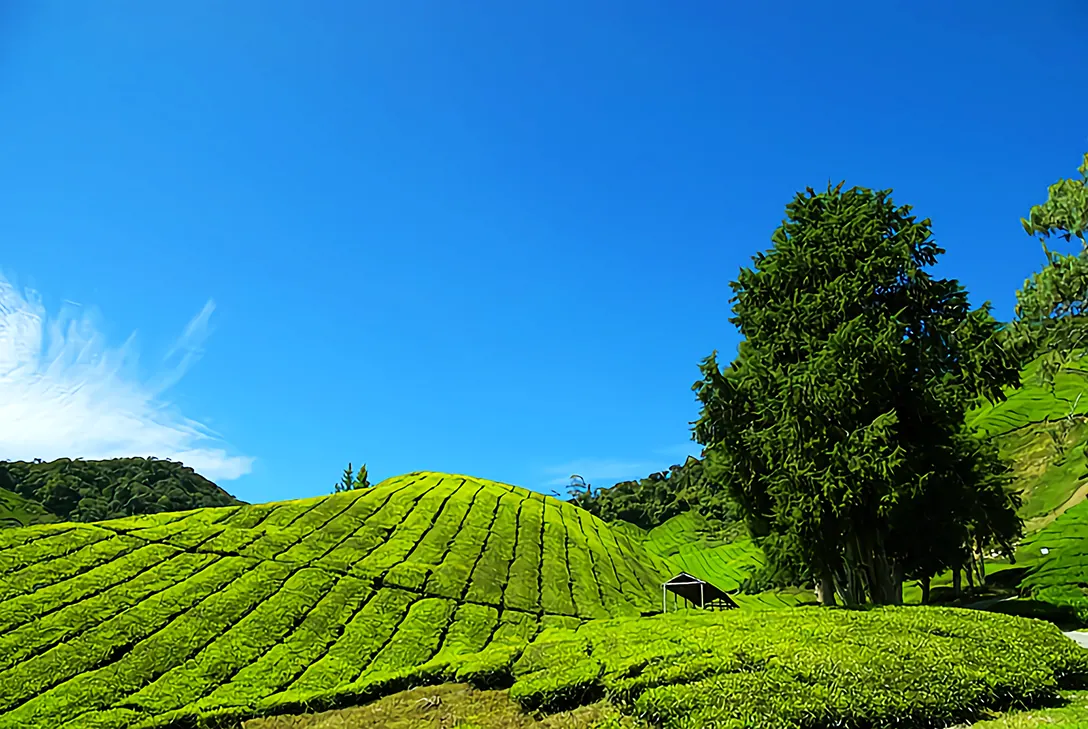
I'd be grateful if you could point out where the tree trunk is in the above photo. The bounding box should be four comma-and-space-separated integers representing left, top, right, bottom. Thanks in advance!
835, 538, 864, 607
890, 561, 904, 605
975, 542, 987, 587
817, 574, 838, 607
861, 530, 897, 605
920, 575, 931, 604
952, 566, 962, 595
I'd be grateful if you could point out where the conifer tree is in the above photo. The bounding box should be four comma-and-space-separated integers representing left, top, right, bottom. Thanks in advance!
334, 462, 354, 493
353, 463, 371, 489
693, 183, 1021, 606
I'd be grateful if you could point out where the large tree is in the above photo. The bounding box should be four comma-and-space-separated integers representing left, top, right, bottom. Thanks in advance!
692, 183, 1022, 606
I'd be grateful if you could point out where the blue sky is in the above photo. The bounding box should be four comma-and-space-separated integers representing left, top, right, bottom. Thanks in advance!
0, 1, 1084, 504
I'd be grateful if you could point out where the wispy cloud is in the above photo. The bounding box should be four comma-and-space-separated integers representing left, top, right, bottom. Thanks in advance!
0, 273, 254, 481
152, 299, 215, 395
540, 458, 661, 489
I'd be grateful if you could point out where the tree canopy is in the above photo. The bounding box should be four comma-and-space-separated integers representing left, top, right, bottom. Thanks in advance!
0, 457, 243, 524
1011, 152, 1088, 386
692, 183, 1023, 606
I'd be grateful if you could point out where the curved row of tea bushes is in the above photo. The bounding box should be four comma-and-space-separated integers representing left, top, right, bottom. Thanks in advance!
506, 606, 1088, 729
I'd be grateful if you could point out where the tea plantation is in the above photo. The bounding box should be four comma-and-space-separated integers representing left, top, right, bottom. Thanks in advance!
967, 353, 1088, 532
1020, 496, 1088, 620
614, 510, 806, 609
503, 607, 1087, 729
0, 472, 680, 729
3, 470, 1088, 729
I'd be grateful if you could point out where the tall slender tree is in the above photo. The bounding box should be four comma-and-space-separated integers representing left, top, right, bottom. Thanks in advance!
693, 183, 1021, 606
334, 463, 354, 493
353, 464, 371, 489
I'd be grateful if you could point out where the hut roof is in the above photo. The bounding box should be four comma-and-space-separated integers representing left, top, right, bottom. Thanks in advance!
663, 572, 738, 609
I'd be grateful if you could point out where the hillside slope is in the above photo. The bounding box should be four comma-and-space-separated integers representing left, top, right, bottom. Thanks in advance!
616, 511, 809, 609
968, 353, 1088, 532
1020, 493, 1088, 616
0, 488, 57, 529
0, 472, 675, 729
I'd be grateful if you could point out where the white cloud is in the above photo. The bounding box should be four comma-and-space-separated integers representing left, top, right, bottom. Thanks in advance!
0, 273, 254, 481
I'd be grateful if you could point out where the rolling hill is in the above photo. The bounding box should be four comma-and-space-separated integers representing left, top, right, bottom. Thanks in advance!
0, 472, 677, 729
0, 457, 244, 527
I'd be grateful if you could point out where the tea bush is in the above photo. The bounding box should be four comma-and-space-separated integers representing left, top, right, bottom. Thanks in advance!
506, 606, 1088, 729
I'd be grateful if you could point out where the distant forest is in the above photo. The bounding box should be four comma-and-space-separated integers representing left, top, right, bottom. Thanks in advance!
0, 457, 245, 523
568, 455, 742, 537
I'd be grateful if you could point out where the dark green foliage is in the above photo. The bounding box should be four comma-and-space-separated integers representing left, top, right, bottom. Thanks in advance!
335, 462, 373, 493
569, 456, 739, 533
353, 463, 371, 489
1023, 152, 1088, 248
693, 183, 1023, 606
335, 462, 354, 493
0, 457, 242, 525
1009, 152, 1088, 387
0, 486, 57, 529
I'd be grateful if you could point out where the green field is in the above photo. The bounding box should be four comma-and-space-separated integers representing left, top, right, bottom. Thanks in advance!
8, 348, 1088, 729
0, 473, 678, 729
3, 468, 1087, 729
967, 354, 1088, 438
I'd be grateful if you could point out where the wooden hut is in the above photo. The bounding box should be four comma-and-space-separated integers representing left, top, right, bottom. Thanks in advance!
661, 572, 738, 612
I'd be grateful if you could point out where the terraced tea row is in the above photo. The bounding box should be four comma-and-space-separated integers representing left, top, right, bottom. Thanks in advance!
1021, 494, 1088, 619
615, 511, 798, 606
967, 353, 1088, 438
0, 473, 674, 729
499, 606, 1088, 728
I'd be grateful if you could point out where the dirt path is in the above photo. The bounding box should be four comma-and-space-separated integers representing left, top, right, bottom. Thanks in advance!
1065, 631, 1088, 649
1027, 481, 1088, 533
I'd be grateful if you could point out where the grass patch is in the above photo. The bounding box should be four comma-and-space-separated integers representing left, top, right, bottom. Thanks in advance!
967, 354, 1088, 438
1019, 496, 1088, 623
240, 682, 644, 729
961, 690, 1088, 728
216, 608, 1088, 729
